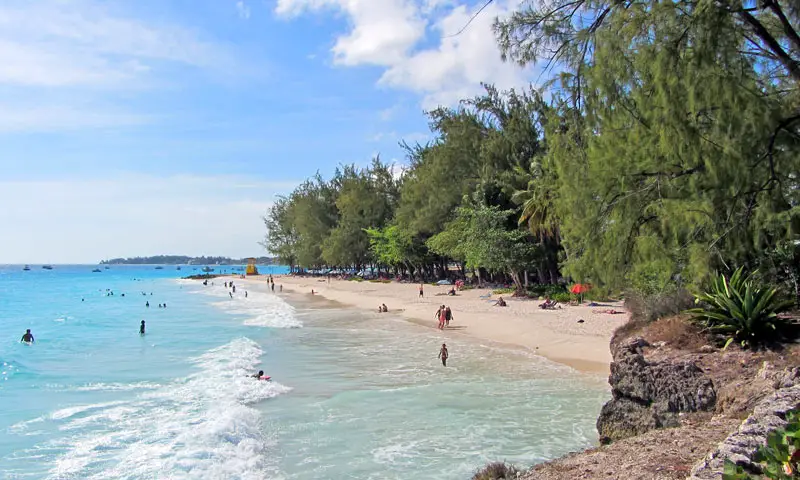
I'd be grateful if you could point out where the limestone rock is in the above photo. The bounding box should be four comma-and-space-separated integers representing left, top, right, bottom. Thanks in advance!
689, 384, 800, 479
596, 338, 716, 444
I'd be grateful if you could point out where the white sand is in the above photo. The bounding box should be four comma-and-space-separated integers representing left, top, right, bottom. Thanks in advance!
238, 275, 628, 374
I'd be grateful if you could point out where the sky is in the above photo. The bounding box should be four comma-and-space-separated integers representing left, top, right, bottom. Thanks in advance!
0, 0, 534, 264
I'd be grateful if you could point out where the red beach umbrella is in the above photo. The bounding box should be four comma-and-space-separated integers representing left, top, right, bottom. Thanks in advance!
570, 284, 592, 303
570, 284, 591, 294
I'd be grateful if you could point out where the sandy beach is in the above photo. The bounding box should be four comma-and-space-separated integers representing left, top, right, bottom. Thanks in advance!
239, 275, 628, 374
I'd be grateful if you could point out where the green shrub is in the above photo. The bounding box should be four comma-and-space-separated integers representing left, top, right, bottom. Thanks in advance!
723, 410, 800, 479
687, 267, 795, 349
550, 292, 572, 303
472, 462, 519, 480
493, 288, 516, 295
349, 277, 364, 282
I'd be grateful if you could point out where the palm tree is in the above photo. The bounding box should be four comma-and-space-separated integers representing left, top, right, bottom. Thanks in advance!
509, 159, 562, 285
510, 160, 559, 242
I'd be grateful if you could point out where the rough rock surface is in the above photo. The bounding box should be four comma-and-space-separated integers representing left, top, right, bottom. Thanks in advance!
689, 379, 800, 479
519, 414, 740, 480
596, 338, 717, 444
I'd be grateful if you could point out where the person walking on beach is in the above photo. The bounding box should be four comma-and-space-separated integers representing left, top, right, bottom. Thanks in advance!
139, 320, 146, 335
419, 283, 424, 298
21, 329, 34, 344
438, 343, 448, 367
445, 306, 453, 327
271, 282, 275, 292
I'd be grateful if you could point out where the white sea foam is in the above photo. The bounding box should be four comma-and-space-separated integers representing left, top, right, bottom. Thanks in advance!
71, 382, 163, 392
36, 338, 290, 479
204, 286, 301, 329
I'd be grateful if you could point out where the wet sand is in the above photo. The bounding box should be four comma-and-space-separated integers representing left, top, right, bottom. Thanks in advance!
237, 275, 628, 374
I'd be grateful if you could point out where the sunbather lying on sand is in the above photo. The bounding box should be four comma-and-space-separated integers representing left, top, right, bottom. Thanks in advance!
539, 297, 560, 309
593, 309, 625, 314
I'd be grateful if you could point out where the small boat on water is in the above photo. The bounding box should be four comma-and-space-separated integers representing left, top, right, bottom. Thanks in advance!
154, 266, 164, 270
22, 265, 31, 271
104, 266, 110, 269
92, 268, 102, 273
176, 266, 182, 271
202, 267, 214, 273
42, 265, 53, 270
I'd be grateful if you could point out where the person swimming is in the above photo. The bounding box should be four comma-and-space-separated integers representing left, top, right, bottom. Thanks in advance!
146, 301, 150, 308
139, 320, 146, 335
252, 370, 264, 379
20, 329, 34, 344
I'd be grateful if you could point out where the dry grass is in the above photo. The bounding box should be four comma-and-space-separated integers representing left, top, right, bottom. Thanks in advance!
641, 315, 707, 351
473, 462, 520, 480
624, 289, 695, 323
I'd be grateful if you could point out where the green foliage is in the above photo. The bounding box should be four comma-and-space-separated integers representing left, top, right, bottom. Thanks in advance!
493, 288, 516, 295
495, 0, 800, 294
687, 268, 795, 349
723, 410, 800, 479
550, 292, 572, 303
427, 196, 540, 290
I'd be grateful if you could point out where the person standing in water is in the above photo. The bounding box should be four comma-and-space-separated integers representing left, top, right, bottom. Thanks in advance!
438, 343, 448, 367
146, 301, 150, 308
245, 291, 248, 298
139, 320, 146, 335
21, 329, 34, 344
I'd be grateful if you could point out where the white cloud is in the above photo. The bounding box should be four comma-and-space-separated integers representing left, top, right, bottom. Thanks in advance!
275, 0, 531, 108
379, 105, 401, 121
276, 0, 426, 66
0, 1, 232, 88
370, 131, 397, 141
0, 174, 296, 264
0, 104, 153, 133
236, 1, 251, 19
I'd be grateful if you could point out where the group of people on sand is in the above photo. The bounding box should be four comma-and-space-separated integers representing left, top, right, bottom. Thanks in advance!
377, 303, 388, 313
435, 305, 454, 329
539, 296, 561, 310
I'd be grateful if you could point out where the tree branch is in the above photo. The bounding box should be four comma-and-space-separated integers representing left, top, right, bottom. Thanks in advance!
737, 9, 800, 83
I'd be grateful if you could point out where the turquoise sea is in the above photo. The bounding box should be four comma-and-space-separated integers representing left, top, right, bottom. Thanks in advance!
0, 265, 610, 479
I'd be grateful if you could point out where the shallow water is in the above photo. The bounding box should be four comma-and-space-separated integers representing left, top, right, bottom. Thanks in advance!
0, 265, 609, 479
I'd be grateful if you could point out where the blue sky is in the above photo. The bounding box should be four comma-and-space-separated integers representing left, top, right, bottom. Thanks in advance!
0, 0, 532, 263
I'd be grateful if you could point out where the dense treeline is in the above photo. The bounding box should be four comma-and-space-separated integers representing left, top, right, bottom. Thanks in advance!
101, 256, 276, 265
265, 0, 800, 299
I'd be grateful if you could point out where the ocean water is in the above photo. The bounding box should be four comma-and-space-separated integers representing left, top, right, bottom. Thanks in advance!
0, 265, 610, 479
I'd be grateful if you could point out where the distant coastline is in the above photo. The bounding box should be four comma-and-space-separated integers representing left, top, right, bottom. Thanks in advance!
100, 255, 278, 265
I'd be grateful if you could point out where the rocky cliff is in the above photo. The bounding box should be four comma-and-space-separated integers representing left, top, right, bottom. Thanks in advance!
596, 338, 717, 444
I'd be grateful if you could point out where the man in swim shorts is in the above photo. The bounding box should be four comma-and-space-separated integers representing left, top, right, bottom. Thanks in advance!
21, 329, 34, 343
438, 343, 448, 367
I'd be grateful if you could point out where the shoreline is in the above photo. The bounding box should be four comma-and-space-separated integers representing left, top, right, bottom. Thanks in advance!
236, 275, 628, 374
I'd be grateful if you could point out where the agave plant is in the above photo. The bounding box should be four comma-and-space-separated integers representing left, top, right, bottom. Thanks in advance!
687, 267, 795, 349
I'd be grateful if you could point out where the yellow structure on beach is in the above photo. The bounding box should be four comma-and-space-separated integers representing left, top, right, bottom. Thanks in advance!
245, 258, 259, 276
